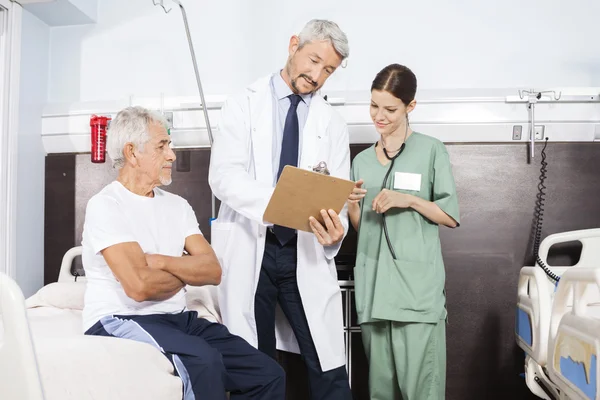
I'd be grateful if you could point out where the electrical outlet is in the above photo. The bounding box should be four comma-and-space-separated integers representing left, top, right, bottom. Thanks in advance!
512, 125, 522, 140
534, 125, 545, 140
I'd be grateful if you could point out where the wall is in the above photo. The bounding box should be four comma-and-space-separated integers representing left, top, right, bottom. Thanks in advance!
48, 0, 254, 104
46, 0, 600, 105
40, 0, 600, 155
16, 9, 50, 297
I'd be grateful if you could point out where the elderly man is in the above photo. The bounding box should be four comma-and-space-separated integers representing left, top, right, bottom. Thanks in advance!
81, 106, 285, 400
209, 19, 353, 399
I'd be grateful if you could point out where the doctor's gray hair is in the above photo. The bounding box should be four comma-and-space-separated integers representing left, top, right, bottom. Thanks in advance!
298, 19, 349, 61
107, 106, 168, 169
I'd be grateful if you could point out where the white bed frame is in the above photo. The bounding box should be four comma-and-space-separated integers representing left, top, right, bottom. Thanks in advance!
0, 246, 83, 399
517, 229, 600, 400
0, 272, 45, 399
548, 267, 600, 400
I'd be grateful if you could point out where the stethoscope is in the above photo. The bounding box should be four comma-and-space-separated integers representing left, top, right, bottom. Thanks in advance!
374, 118, 408, 260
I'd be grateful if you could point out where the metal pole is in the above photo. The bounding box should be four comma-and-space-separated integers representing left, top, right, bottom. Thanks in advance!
529, 102, 535, 159
171, 0, 214, 146
160, 0, 217, 219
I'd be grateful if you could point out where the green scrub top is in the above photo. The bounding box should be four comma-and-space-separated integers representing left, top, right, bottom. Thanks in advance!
351, 132, 460, 325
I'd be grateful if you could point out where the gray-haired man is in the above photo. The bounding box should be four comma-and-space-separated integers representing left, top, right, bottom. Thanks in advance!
82, 106, 285, 399
209, 19, 353, 399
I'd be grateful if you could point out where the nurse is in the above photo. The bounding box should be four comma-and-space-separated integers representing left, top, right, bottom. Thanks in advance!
348, 63, 460, 400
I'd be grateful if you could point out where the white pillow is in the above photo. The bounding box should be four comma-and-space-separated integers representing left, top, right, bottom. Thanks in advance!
25, 281, 223, 324
26, 282, 86, 310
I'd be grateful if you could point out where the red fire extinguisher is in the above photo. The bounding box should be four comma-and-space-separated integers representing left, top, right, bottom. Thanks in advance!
90, 115, 111, 163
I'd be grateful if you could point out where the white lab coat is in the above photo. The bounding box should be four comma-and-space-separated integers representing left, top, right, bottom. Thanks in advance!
208, 75, 350, 372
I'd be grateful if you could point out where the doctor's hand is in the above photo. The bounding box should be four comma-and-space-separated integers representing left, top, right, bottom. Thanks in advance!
309, 209, 345, 246
372, 189, 416, 214
348, 179, 367, 204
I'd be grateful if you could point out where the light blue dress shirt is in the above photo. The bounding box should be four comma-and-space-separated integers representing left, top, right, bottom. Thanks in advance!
270, 71, 313, 185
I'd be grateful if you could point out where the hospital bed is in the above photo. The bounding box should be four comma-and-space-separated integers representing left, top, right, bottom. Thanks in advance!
0, 246, 221, 400
516, 228, 600, 400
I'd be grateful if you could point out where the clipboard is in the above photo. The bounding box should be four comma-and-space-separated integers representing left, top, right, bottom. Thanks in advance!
263, 165, 356, 232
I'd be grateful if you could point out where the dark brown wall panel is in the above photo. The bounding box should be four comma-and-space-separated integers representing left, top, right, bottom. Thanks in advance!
44, 154, 76, 284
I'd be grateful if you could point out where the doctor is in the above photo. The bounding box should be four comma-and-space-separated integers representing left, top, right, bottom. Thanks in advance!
209, 19, 352, 400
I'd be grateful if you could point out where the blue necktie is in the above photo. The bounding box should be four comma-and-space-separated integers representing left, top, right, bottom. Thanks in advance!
273, 94, 302, 245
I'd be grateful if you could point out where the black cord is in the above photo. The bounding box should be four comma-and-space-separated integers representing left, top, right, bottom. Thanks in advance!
382, 158, 398, 260
378, 142, 406, 260
377, 118, 409, 260
533, 138, 560, 282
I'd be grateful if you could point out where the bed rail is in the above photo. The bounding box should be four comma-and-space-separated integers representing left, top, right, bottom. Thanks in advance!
0, 272, 45, 399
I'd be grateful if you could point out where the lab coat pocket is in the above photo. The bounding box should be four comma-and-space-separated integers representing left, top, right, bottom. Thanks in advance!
210, 221, 234, 277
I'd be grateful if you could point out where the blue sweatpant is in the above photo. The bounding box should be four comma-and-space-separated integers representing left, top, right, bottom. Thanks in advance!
85, 311, 285, 400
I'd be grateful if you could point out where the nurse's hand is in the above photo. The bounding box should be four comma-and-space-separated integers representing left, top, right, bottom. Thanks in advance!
309, 209, 345, 246
372, 189, 415, 213
348, 179, 367, 204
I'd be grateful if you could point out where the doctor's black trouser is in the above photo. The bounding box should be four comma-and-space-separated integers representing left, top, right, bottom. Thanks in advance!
85, 310, 285, 400
254, 229, 352, 400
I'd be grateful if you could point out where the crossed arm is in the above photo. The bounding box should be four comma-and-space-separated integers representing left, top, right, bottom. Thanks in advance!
101, 234, 221, 303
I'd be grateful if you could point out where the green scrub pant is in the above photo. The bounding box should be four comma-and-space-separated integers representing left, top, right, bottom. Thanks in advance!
361, 320, 446, 400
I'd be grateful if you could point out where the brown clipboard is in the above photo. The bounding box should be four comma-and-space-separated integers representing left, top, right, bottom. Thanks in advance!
263, 165, 356, 232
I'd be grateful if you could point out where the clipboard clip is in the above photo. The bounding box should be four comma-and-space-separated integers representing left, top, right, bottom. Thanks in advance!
312, 161, 330, 175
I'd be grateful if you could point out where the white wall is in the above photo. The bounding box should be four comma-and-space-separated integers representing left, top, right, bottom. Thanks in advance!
17, 10, 49, 297
47, 0, 600, 104
48, 0, 254, 103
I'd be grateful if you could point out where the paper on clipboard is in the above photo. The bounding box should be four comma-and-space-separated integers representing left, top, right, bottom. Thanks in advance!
263, 166, 356, 232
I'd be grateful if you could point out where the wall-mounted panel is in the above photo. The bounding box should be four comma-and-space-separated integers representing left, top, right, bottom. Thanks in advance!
40, 92, 600, 154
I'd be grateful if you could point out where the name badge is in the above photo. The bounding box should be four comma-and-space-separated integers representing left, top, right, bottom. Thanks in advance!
394, 172, 421, 191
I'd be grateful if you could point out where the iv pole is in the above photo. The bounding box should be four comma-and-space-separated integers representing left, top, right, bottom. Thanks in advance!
153, 0, 216, 220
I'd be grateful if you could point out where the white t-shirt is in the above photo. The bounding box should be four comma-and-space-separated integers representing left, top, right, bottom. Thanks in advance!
81, 181, 202, 332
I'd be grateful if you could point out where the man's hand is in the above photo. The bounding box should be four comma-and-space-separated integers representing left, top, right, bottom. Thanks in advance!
309, 209, 345, 246
145, 253, 166, 270
101, 243, 184, 302
144, 235, 222, 287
